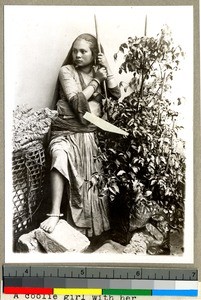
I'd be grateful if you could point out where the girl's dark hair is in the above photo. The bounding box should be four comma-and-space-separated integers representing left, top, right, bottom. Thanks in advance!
52, 33, 104, 108
62, 33, 104, 66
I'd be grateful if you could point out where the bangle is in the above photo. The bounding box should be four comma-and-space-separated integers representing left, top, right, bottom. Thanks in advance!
46, 213, 64, 217
88, 80, 99, 91
93, 78, 100, 85
107, 74, 114, 80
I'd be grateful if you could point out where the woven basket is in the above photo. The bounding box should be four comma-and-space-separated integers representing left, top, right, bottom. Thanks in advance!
12, 141, 46, 241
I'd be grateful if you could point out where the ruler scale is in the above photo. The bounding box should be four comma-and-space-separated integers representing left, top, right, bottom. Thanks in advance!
3, 266, 198, 297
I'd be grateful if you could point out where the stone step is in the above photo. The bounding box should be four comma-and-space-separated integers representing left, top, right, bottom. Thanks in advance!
35, 220, 90, 253
17, 230, 44, 253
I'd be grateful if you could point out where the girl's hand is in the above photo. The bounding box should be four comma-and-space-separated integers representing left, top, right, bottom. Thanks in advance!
97, 53, 109, 69
94, 67, 107, 83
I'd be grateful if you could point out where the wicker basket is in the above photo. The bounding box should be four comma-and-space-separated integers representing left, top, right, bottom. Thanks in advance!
12, 141, 46, 241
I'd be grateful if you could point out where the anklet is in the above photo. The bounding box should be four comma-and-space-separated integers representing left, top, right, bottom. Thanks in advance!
46, 213, 64, 217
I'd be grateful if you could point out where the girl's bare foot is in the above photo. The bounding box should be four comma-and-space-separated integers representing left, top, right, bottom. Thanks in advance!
40, 216, 59, 233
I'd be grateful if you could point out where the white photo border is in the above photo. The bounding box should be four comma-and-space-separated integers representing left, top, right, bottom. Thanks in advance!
4, 5, 194, 264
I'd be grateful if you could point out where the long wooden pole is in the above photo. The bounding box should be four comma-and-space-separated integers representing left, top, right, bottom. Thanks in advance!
144, 15, 147, 36
94, 14, 101, 53
94, 14, 108, 100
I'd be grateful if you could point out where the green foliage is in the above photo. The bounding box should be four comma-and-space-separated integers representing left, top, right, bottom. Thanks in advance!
97, 25, 186, 244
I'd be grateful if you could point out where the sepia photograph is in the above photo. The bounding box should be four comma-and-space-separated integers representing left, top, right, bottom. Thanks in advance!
4, 5, 193, 263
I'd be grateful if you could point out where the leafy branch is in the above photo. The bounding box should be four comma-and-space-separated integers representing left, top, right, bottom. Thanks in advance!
98, 25, 186, 248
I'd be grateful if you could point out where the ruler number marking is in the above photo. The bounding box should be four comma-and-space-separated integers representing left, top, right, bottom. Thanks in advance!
192, 271, 196, 278
136, 271, 140, 277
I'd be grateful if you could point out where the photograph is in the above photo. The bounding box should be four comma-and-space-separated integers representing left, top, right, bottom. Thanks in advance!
4, 5, 194, 263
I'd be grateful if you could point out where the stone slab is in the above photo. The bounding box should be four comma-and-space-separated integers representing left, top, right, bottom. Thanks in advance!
35, 220, 90, 253
123, 232, 147, 254
17, 230, 43, 253
94, 240, 125, 254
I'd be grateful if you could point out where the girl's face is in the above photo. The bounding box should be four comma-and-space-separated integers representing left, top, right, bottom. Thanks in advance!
72, 39, 94, 67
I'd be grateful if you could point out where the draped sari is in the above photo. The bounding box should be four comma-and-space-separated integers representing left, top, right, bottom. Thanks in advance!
49, 64, 121, 237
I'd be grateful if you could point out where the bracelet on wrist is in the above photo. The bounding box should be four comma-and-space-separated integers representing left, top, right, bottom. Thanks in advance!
107, 74, 114, 80
88, 79, 99, 91
93, 78, 100, 85
46, 213, 64, 217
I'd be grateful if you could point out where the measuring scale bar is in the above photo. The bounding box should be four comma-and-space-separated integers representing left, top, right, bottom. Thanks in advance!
3, 266, 198, 280
3, 266, 198, 296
